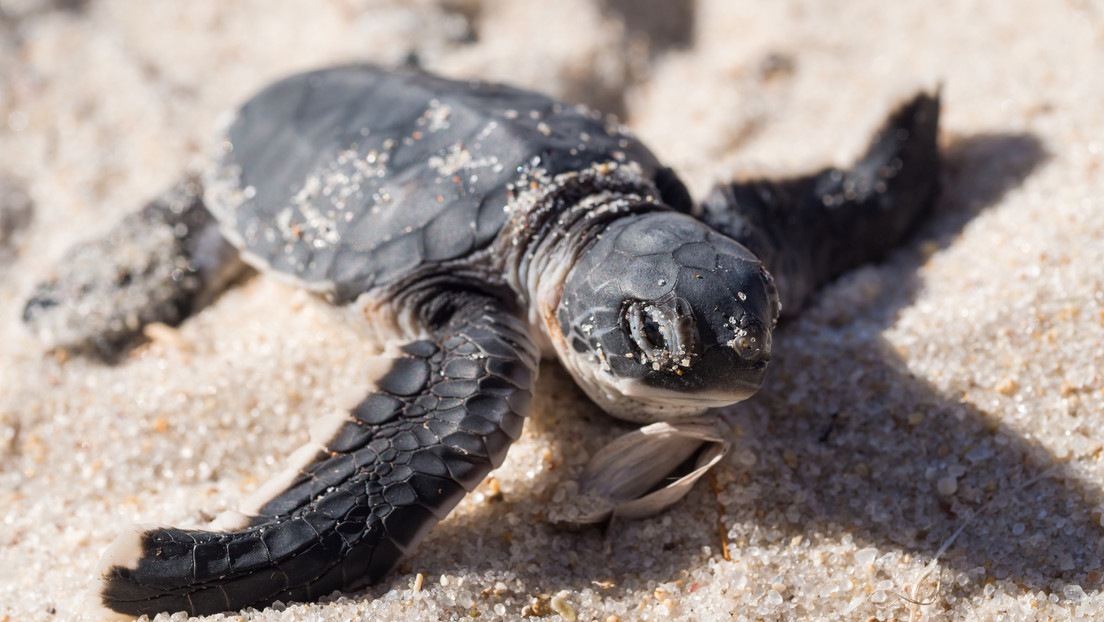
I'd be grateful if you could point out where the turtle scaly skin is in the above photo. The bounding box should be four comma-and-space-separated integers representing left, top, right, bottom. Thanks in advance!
98, 295, 538, 615
22, 65, 940, 617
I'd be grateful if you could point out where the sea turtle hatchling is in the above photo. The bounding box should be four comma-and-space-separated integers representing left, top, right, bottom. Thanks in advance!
22, 65, 940, 617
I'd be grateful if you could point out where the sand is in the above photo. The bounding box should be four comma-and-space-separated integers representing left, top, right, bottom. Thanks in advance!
2, 1, 1103, 620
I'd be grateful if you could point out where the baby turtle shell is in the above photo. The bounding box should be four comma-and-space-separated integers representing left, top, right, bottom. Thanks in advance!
207, 65, 686, 302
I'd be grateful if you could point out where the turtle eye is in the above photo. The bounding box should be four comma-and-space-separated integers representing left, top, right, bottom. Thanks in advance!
641, 315, 665, 350
622, 299, 698, 371
628, 302, 667, 354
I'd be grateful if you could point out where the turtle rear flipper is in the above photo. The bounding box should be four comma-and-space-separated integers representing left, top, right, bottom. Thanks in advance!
21, 176, 245, 358
699, 91, 941, 315
96, 294, 539, 618
560, 418, 729, 525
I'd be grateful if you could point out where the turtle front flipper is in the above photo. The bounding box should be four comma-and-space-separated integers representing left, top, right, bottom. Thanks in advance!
21, 175, 244, 358
699, 91, 941, 315
96, 294, 539, 618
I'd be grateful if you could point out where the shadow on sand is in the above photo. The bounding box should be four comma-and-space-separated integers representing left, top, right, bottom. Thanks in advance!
415, 132, 1101, 610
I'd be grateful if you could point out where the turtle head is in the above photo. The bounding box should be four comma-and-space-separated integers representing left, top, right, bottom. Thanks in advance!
549, 211, 780, 422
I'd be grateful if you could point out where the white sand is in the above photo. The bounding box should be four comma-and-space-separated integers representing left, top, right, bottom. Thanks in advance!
2, 1, 1103, 620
